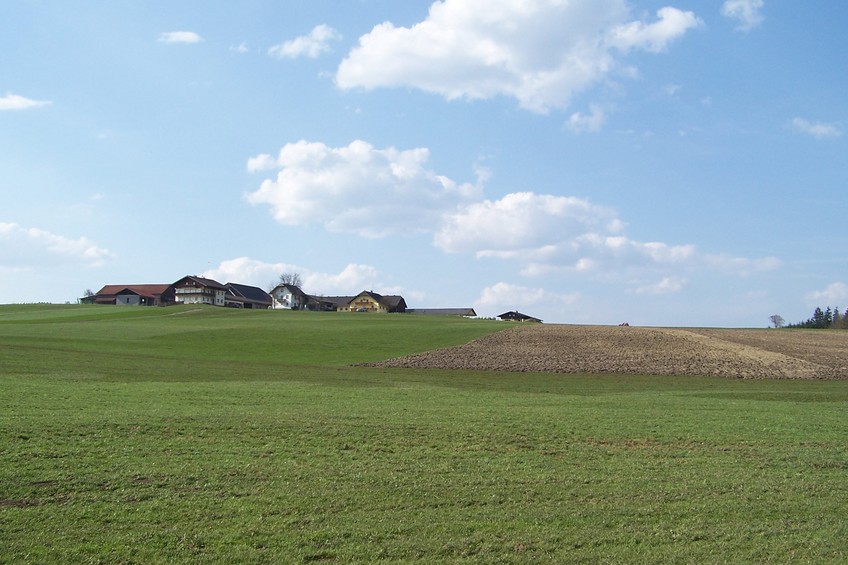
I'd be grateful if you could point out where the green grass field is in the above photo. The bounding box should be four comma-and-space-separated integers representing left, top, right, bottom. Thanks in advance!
2, 305, 847, 563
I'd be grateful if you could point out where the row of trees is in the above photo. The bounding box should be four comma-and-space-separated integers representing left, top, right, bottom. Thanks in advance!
771, 307, 848, 329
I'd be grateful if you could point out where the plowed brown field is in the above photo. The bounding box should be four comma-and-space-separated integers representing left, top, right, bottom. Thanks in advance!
369, 325, 848, 379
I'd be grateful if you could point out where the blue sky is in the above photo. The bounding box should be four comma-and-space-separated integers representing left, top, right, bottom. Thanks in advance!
2, 0, 846, 326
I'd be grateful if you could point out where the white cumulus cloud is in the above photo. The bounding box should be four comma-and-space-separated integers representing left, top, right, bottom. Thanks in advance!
0, 93, 51, 111
806, 282, 848, 306
515, 235, 697, 278
567, 104, 607, 133
203, 257, 381, 295
791, 117, 843, 139
336, 0, 701, 113
269, 25, 341, 59
202, 257, 294, 287
247, 141, 780, 296
308, 264, 381, 294
429, 188, 777, 295
158, 31, 203, 44
246, 140, 482, 237
721, 0, 764, 31
476, 282, 579, 310
435, 192, 623, 256
0, 222, 114, 267
634, 276, 687, 295
607, 7, 702, 53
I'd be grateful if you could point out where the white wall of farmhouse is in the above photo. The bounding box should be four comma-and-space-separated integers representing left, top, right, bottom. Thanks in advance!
272, 289, 293, 309
175, 288, 226, 306
271, 286, 306, 309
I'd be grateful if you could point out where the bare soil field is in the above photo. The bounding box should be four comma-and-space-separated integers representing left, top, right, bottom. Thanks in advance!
369, 325, 848, 379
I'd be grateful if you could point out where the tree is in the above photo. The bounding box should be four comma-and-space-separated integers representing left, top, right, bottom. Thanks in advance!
812, 307, 825, 328
276, 272, 303, 288
787, 306, 848, 329
769, 314, 785, 329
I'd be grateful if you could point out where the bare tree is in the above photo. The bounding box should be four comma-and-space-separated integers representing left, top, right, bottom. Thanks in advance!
769, 314, 785, 329
277, 272, 303, 288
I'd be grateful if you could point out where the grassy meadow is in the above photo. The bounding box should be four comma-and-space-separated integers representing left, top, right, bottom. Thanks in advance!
1, 305, 847, 563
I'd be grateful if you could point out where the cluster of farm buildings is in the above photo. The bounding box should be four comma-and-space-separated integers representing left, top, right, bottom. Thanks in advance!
82, 275, 542, 321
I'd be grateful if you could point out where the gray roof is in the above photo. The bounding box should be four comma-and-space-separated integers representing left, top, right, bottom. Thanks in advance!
271, 283, 308, 298
227, 283, 272, 304
174, 275, 228, 290
498, 310, 542, 322
319, 295, 355, 307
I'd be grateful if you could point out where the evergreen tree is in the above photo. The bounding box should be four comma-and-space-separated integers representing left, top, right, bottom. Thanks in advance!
787, 306, 848, 329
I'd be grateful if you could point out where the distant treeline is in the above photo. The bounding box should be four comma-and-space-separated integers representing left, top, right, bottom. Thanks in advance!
787, 307, 848, 329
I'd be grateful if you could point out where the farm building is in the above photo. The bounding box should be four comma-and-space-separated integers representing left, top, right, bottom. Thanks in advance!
225, 283, 273, 309
84, 284, 176, 306
333, 290, 407, 313
498, 311, 542, 323
86, 278, 271, 309
172, 277, 271, 309
84, 277, 436, 315
173, 276, 229, 307
270, 283, 311, 310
